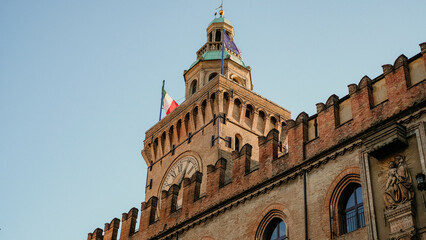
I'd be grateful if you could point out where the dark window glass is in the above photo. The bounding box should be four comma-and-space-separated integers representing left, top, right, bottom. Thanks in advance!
215, 30, 221, 41
209, 72, 218, 81
340, 185, 365, 234
265, 218, 287, 240
235, 135, 240, 151
191, 81, 197, 95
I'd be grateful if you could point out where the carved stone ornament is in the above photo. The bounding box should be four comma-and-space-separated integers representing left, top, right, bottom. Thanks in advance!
383, 155, 414, 209
383, 155, 416, 240
384, 202, 416, 240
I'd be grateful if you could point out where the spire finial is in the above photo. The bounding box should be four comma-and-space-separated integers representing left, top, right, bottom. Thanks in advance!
216, 0, 224, 17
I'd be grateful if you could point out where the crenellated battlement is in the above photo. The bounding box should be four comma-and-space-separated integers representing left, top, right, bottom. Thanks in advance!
87, 42, 426, 240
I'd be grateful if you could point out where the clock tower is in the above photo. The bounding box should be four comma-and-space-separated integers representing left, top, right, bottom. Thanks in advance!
141, 12, 291, 215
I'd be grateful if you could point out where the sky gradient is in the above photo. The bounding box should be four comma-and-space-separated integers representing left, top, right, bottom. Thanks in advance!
1, 1, 425, 239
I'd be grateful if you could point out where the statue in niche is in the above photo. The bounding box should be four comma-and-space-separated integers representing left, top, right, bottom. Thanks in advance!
383, 155, 414, 209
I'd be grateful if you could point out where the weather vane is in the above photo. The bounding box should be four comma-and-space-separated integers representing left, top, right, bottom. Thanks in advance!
215, 0, 224, 17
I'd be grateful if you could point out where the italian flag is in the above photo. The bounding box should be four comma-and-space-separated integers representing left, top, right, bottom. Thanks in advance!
163, 90, 179, 115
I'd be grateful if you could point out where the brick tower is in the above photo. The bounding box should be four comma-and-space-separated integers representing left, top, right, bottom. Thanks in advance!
141, 11, 291, 215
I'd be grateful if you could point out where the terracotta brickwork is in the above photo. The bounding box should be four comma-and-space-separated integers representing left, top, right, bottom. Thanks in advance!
86, 15, 426, 240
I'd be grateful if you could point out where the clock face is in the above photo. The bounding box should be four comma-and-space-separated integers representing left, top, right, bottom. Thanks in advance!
162, 156, 200, 191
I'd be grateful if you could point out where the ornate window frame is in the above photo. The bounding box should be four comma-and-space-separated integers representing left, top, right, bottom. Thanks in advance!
255, 205, 291, 240
324, 167, 364, 237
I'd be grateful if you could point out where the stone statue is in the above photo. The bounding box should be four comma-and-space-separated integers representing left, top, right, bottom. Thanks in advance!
383, 155, 414, 209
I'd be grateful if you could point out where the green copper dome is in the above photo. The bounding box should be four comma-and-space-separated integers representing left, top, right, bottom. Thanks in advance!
187, 50, 246, 71
208, 16, 232, 27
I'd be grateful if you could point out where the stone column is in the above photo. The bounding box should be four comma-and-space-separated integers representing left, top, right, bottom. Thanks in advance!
359, 152, 378, 240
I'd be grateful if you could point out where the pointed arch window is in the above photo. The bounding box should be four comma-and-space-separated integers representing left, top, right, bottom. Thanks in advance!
339, 184, 365, 234
328, 171, 366, 237
265, 218, 287, 240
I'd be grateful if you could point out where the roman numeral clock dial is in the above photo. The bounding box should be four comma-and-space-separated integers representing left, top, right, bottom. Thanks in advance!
162, 156, 199, 192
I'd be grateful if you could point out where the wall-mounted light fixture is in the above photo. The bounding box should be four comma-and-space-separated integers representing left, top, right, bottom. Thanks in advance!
415, 173, 426, 191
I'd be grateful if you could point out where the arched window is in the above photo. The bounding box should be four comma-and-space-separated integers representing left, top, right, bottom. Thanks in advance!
209, 72, 218, 81
245, 104, 253, 118
326, 169, 364, 237
264, 218, 287, 240
245, 104, 254, 128
201, 100, 207, 124
184, 113, 191, 134
176, 120, 182, 141
339, 184, 365, 234
190, 80, 197, 95
192, 107, 199, 130
215, 30, 221, 42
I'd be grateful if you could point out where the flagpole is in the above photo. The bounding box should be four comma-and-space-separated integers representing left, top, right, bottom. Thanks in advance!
159, 80, 165, 121
221, 29, 225, 75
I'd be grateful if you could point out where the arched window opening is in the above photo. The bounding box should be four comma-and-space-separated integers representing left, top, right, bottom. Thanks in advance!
176, 120, 182, 142
223, 92, 230, 114
245, 104, 254, 128
232, 76, 243, 86
233, 99, 242, 122
153, 138, 159, 160
234, 134, 242, 152
184, 113, 191, 134
258, 111, 266, 134
245, 104, 253, 118
161, 132, 166, 155
201, 100, 207, 123
215, 30, 221, 42
168, 126, 174, 149
190, 80, 197, 95
264, 218, 287, 240
339, 184, 365, 234
270, 116, 277, 129
210, 93, 216, 114
192, 107, 199, 130
209, 72, 218, 82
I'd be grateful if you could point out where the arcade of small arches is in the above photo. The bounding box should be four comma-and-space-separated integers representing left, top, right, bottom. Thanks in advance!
150, 90, 288, 161
187, 72, 247, 98
207, 29, 232, 43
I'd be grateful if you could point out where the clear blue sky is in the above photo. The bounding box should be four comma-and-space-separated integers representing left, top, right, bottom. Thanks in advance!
1, 1, 425, 239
